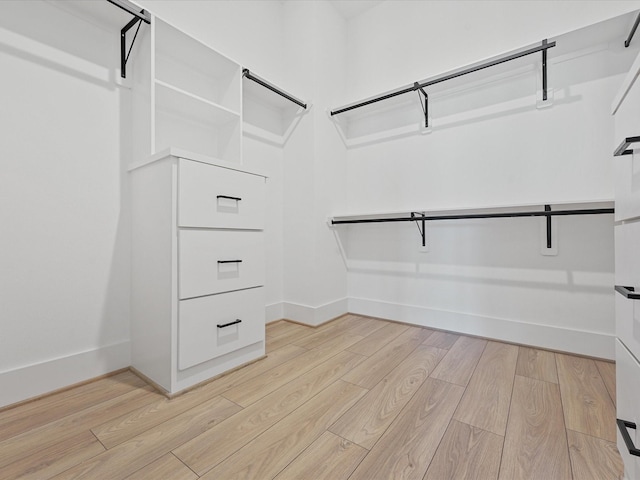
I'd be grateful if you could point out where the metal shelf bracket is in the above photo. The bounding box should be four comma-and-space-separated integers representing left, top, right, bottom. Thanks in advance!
106, 0, 151, 79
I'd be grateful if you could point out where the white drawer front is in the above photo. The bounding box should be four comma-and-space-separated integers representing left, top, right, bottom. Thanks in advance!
615, 221, 640, 360
179, 230, 264, 299
616, 339, 640, 480
614, 74, 640, 222
178, 288, 265, 370
178, 159, 265, 229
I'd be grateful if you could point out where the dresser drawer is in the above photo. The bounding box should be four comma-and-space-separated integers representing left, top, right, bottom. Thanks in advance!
178, 288, 265, 370
614, 66, 640, 222
178, 159, 265, 229
616, 339, 640, 480
179, 230, 264, 299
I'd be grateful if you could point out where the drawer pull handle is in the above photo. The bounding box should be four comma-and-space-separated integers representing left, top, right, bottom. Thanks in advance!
617, 419, 640, 457
217, 319, 242, 329
615, 285, 640, 300
217, 195, 242, 202
218, 260, 243, 264
614, 136, 640, 157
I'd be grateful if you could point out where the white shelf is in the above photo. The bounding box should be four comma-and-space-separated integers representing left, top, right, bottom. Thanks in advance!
155, 80, 240, 120
332, 199, 614, 223
155, 82, 241, 162
155, 19, 240, 112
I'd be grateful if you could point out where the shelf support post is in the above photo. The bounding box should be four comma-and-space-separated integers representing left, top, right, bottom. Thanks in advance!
545, 204, 552, 248
120, 16, 143, 78
542, 39, 548, 102
414, 82, 429, 128
411, 212, 427, 248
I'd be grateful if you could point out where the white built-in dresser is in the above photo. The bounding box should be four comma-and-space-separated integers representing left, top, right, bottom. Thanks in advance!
128, 15, 267, 394
612, 47, 640, 478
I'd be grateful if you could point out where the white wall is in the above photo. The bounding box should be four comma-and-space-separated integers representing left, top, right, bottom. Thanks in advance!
0, 0, 130, 407
281, 0, 349, 325
337, 1, 640, 358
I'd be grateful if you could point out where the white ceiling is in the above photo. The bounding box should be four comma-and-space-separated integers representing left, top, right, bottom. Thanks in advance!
329, 0, 384, 19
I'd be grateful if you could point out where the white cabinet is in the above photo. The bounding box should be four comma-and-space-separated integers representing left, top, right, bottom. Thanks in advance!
130, 154, 266, 395
613, 49, 640, 479
131, 16, 242, 165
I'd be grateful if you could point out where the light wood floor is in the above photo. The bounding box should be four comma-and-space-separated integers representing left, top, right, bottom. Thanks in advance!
0, 315, 623, 479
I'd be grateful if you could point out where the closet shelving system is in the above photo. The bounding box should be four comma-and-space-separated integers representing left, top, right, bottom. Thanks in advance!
330, 11, 640, 247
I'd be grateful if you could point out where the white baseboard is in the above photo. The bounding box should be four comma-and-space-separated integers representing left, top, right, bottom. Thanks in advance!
0, 341, 131, 409
349, 297, 615, 360
280, 298, 349, 327
266, 302, 285, 323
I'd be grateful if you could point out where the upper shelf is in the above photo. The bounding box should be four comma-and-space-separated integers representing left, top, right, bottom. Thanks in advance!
331, 200, 615, 225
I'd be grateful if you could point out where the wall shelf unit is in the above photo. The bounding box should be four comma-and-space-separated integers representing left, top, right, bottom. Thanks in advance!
331, 200, 614, 251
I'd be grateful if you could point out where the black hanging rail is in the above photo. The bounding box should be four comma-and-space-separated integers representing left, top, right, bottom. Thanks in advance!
331, 207, 613, 225
333, 206, 613, 250
625, 11, 640, 47
331, 40, 555, 118
106, 0, 151, 79
614, 136, 640, 156
243, 69, 307, 109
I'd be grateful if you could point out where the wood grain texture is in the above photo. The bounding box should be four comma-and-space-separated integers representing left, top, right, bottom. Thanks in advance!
516, 346, 559, 384
423, 420, 503, 480
223, 333, 364, 406
346, 322, 408, 356
349, 378, 465, 480
93, 344, 306, 448
0, 315, 624, 480
556, 353, 617, 442
453, 341, 518, 435
273, 431, 367, 480
0, 385, 158, 469
595, 360, 616, 406
499, 375, 571, 480
330, 344, 446, 448
341, 326, 433, 389
0, 430, 105, 480
266, 320, 312, 338
50, 396, 240, 479
0, 370, 146, 442
199, 380, 367, 480
174, 350, 366, 475
567, 429, 624, 480
422, 330, 460, 350
127, 453, 198, 480
430, 336, 487, 386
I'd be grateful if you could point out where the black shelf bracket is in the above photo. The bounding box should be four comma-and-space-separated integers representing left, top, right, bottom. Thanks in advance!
625, 12, 640, 48
243, 69, 307, 109
614, 136, 640, 156
411, 212, 427, 248
414, 83, 429, 128
330, 39, 555, 117
545, 204, 552, 248
106, 0, 151, 79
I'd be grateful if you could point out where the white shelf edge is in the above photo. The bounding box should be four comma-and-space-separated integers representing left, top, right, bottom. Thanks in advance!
154, 79, 241, 119
331, 199, 615, 222
128, 147, 268, 178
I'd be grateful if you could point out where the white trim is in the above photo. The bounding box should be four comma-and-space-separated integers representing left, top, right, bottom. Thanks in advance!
348, 297, 614, 360
282, 298, 349, 327
266, 302, 285, 323
0, 341, 131, 409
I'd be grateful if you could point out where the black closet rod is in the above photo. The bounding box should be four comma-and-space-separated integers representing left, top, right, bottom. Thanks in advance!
106, 0, 151, 24
243, 69, 307, 109
331, 207, 613, 225
331, 40, 555, 116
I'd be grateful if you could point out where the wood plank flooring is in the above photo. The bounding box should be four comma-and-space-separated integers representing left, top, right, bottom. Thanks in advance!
0, 315, 622, 479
